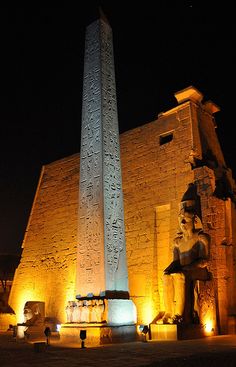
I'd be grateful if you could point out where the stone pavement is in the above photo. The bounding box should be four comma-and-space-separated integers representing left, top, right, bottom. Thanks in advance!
1, 332, 236, 367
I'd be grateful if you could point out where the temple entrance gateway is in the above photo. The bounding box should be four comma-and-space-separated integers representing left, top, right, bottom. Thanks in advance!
7, 11, 236, 342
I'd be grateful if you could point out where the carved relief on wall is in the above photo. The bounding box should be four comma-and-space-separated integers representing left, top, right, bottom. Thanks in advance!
78, 19, 127, 292
101, 21, 126, 281
78, 20, 103, 291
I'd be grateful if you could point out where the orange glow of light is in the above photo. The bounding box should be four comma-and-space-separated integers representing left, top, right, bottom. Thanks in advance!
65, 290, 76, 305
136, 325, 143, 335
13, 289, 37, 323
205, 319, 214, 334
203, 315, 215, 335
138, 301, 154, 325
201, 307, 215, 336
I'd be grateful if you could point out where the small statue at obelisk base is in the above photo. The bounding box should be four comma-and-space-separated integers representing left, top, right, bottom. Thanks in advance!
158, 198, 211, 324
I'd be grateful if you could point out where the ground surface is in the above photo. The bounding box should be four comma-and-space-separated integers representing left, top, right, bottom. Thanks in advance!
1, 332, 236, 366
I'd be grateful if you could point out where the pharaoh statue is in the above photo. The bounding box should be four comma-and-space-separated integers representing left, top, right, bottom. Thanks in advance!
73, 300, 83, 323
159, 197, 211, 324
23, 301, 44, 326
65, 301, 74, 323
90, 299, 105, 323
90, 300, 98, 323
80, 300, 90, 323
65, 299, 105, 323
16, 301, 44, 339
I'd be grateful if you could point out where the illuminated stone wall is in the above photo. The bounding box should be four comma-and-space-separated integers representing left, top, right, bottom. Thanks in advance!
9, 87, 236, 334
121, 100, 195, 324
193, 168, 236, 334
9, 155, 79, 323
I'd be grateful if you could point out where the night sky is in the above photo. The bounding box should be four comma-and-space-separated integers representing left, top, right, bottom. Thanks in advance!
0, 2, 235, 254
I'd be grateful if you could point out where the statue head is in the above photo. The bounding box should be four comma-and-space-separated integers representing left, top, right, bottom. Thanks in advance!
178, 200, 203, 234
23, 306, 34, 322
178, 210, 194, 232
23, 301, 44, 326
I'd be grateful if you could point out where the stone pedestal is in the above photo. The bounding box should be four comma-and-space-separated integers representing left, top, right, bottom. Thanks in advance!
105, 299, 137, 325
60, 323, 138, 347
150, 323, 209, 341
150, 324, 178, 340
16, 324, 45, 342
61, 298, 137, 347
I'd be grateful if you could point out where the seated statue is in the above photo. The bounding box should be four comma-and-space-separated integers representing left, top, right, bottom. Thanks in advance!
160, 200, 210, 324
16, 301, 45, 339
23, 301, 44, 326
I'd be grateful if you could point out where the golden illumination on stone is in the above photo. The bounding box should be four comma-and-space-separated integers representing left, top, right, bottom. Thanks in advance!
10, 289, 36, 324
174, 85, 203, 104
8, 83, 236, 339
204, 319, 214, 334
149, 324, 177, 340
137, 301, 154, 325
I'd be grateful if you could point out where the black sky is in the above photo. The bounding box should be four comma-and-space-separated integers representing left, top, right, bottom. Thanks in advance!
0, 2, 235, 254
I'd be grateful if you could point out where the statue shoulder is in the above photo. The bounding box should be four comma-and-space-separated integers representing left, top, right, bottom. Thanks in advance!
173, 232, 183, 247
197, 230, 210, 245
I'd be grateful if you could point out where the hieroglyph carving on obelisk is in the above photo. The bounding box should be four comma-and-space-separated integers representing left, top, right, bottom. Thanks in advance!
76, 16, 128, 297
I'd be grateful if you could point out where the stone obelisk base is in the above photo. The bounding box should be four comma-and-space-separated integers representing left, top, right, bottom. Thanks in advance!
60, 323, 138, 347
104, 299, 137, 325
61, 299, 137, 347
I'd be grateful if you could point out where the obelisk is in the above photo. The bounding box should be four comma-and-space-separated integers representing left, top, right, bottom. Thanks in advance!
76, 13, 136, 325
